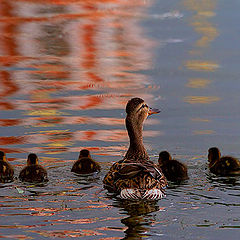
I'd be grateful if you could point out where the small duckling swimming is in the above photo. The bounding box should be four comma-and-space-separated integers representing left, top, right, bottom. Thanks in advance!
71, 149, 101, 174
208, 147, 240, 176
158, 151, 189, 182
19, 153, 48, 183
0, 151, 14, 183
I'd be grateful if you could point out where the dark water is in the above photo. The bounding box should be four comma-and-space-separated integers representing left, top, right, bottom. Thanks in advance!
0, 0, 240, 239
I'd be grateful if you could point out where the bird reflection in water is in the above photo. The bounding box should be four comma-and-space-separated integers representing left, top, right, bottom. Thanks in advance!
113, 199, 159, 239
206, 173, 239, 186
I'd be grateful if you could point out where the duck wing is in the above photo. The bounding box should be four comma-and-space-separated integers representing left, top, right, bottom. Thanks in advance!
117, 160, 163, 180
103, 159, 164, 193
117, 163, 145, 178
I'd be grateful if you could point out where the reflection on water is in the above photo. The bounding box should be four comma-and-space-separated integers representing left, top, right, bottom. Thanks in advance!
114, 199, 160, 240
0, 0, 156, 156
1, 0, 240, 239
183, 0, 220, 137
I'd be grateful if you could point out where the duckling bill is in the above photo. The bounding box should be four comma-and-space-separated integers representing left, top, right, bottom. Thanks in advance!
103, 97, 167, 200
71, 149, 101, 174
19, 153, 48, 183
0, 151, 14, 183
158, 151, 189, 182
208, 147, 240, 176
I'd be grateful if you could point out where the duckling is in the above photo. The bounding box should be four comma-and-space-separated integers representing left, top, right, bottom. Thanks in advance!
103, 97, 167, 200
71, 149, 101, 174
19, 153, 48, 183
0, 151, 14, 183
208, 147, 240, 176
158, 151, 189, 182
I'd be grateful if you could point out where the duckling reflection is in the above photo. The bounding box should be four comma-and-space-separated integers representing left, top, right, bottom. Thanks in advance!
103, 98, 167, 200
71, 149, 101, 175
113, 199, 159, 240
208, 147, 240, 176
158, 151, 189, 182
19, 153, 48, 183
0, 151, 14, 183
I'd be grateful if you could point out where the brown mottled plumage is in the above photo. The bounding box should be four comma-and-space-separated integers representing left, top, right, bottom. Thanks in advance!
71, 149, 101, 174
158, 151, 189, 182
19, 153, 48, 183
103, 97, 167, 200
0, 151, 14, 183
208, 147, 240, 176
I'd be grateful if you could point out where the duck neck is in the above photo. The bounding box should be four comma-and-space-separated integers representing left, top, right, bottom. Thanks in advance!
124, 117, 149, 161
209, 152, 220, 168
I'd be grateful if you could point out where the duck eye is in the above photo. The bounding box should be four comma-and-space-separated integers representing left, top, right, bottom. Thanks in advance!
138, 104, 147, 112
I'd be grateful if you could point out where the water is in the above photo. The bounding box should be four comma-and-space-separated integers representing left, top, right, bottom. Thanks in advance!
0, 0, 240, 239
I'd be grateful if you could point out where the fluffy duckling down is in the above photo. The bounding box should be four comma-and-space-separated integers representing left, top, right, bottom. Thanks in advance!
19, 153, 48, 183
158, 151, 189, 182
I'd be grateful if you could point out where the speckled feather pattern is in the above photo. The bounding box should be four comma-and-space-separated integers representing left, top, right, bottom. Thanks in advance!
19, 165, 48, 183
103, 158, 167, 198
0, 161, 14, 183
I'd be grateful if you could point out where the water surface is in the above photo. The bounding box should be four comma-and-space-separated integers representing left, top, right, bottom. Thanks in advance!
0, 0, 240, 239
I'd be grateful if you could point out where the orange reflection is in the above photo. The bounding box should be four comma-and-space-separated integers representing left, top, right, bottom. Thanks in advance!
0, 0, 19, 108
183, 0, 218, 48
0, 130, 160, 145
183, 0, 219, 134
0, 0, 158, 157
186, 78, 211, 88
185, 60, 219, 71
184, 96, 220, 104
29, 229, 103, 238
191, 118, 211, 122
193, 130, 215, 135
0, 235, 31, 240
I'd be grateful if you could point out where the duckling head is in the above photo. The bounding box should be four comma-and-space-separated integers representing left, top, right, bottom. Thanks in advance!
79, 149, 91, 158
208, 147, 221, 164
0, 151, 6, 161
27, 153, 39, 165
158, 151, 172, 166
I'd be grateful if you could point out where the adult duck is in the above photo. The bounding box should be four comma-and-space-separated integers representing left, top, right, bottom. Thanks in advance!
0, 151, 14, 183
208, 147, 240, 176
71, 149, 101, 174
19, 153, 48, 183
103, 97, 167, 200
158, 151, 189, 182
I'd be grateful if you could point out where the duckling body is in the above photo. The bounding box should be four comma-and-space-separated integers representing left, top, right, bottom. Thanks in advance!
71, 149, 100, 174
103, 98, 167, 200
19, 153, 48, 183
0, 151, 14, 183
158, 151, 189, 182
208, 147, 240, 176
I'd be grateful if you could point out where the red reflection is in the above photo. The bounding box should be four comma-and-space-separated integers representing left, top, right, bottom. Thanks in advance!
0, 0, 157, 155
30, 229, 103, 238
0, 1, 19, 108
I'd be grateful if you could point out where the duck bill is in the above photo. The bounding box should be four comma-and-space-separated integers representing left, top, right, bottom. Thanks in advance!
148, 108, 161, 116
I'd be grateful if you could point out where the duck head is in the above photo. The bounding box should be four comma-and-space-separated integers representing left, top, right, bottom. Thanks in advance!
158, 151, 172, 166
125, 98, 160, 160
208, 147, 221, 165
79, 149, 91, 158
27, 153, 39, 165
126, 98, 160, 124
0, 151, 6, 162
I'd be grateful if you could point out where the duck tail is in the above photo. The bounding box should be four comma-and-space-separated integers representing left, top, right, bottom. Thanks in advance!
120, 188, 165, 200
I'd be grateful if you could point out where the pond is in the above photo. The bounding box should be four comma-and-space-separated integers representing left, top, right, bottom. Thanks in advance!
0, 0, 240, 239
